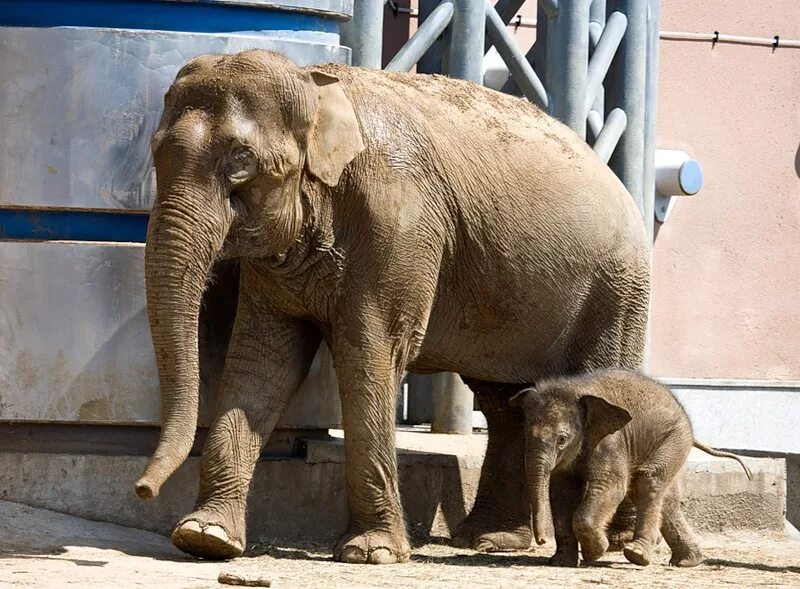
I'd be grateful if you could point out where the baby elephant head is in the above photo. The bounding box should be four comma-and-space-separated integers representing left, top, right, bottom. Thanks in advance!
509, 382, 632, 545
136, 50, 365, 500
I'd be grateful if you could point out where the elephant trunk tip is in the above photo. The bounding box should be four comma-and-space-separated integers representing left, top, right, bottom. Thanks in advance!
134, 478, 159, 500
534, 533, 547, 546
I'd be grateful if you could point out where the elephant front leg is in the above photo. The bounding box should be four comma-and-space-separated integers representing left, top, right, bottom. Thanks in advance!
172, 299, 321, 560
451, 382, 532, 552
332, 346, 411, 564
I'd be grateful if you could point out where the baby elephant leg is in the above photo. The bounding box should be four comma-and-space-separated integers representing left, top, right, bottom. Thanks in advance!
624, 472, 669, 566
573, 478, 627, 563
661, 479, 703, 567
549, 474, 581, 567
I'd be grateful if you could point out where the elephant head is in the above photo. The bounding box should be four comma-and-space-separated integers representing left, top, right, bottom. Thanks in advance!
509, 384, 631, 545
135, 50, 364, 500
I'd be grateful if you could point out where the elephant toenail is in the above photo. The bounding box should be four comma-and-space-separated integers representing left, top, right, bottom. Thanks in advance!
205, 525, 229, 543
180, 520, 203, 536
368, 548, 395, 564
340, 545, 367, 563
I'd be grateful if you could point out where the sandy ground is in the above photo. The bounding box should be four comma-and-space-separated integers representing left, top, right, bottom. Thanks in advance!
1, 501, 798, 589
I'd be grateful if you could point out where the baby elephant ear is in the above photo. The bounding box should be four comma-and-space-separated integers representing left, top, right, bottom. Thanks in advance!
581, 395, 632, 451
305, 70, 366, 187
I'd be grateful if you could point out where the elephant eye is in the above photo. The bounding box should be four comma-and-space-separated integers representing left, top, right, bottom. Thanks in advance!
224, 146, 259, 184
556, 434, 568, 447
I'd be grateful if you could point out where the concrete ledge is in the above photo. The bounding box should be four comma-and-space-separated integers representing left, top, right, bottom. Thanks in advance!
0, 430, 785, 547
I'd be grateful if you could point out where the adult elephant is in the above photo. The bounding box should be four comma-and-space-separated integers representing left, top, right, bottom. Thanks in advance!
135, 50, 650, 564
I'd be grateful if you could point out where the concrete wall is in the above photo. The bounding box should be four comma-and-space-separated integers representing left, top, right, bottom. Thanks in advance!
397, 0, 799, 380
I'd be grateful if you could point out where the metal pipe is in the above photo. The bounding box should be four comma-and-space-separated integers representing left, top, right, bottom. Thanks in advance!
589, 0, 606, 124
585, 11, 627, 113
587, 108, 602, 143
386, 1, 454, 72
660, 30, 800, 48
448, 0, 486, 82
592, 107, 627, 164
340, 0, 384, 68
546, 0, 590, 136
607, 0, 647, 216
485, 1, 548, 108
533, 2, 548, 88
431, 373, 474, 435
642, 0, 659, 240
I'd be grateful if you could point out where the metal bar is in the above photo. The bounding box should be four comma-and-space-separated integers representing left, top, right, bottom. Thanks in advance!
642, 0, 659, 239
417, 0, 445, 73
607, 0, 647, 216
589, 0, 606, 123
591, 107, 627, 163
448, 0, 485, 82
485, 1, 548, 108
483, 0, 527, 52
433, 0, 484, 435
587, 107, 602, 143
545, 0, 590, 135
340, 0, 384, 68
385, 1, 454, 71
431, 373, 474, 434
585, 10, 627, 113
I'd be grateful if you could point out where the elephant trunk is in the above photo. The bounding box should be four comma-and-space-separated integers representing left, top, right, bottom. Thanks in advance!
135, 195, 228, 499
526, 450, 553, 546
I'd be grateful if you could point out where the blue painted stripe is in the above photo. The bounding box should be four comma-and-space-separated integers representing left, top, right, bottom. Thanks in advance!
0, 0, 337, 34
0, 209, 149, 242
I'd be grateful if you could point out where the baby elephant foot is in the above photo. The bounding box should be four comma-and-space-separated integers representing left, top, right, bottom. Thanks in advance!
334, 529, 411, 564
623, 539, 654, 566
171, 514, 244, 560
451, 519, 532, 552
578, 534, 609, 563
549, 549, 580, 567
670, 545, 703, 567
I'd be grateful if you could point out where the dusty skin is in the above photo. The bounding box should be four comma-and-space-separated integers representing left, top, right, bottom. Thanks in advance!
1, 501, 798, 589
137, 50, 650, 563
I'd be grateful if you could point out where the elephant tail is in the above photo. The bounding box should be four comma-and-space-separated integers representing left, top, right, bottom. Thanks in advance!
692, 440, 753, 480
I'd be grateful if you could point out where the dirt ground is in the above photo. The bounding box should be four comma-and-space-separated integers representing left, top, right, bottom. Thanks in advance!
1, 501, 798, 589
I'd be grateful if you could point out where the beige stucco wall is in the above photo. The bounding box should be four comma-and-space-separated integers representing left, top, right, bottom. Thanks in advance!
649, 1, 800, 380
400, 1, 799, 380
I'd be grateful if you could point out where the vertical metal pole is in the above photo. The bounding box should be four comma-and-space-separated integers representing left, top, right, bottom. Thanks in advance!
642, 0, 659, 241
418, 0, 445, 74
448, 0, 486, 82
419, 0, 483, 435
532, 2, 549, 88
607, 0, 647, 216
340, 0, 385, 68
589, 0, 606, 134
546, 0, 590, 136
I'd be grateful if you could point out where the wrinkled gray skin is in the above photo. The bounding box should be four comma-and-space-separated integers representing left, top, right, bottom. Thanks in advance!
134, 50, 651, 564
511, 370, 752, 568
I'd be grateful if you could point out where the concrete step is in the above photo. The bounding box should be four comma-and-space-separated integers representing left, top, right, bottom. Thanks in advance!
0, 427, 785, 547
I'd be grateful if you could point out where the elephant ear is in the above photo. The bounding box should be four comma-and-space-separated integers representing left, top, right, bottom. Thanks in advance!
581, 395, 632, 452
305, 70, 365, 187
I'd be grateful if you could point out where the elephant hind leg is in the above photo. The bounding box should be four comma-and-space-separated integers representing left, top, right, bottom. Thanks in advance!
661, 479, 703, 567
451, 379, 532, 553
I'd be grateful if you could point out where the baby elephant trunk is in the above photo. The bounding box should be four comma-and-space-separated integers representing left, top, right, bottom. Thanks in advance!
526, 452, 552, 545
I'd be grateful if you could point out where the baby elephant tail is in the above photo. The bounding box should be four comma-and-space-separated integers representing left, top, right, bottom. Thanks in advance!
693, 440, 753, 480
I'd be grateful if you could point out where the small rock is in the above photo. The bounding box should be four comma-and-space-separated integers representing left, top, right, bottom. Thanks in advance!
218, 571, 272, 587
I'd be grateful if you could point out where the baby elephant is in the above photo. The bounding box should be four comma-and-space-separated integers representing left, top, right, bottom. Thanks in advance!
510, 369, 751, 568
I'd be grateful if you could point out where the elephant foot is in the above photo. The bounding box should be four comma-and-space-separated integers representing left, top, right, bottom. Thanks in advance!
548, 549, 579, 567
334, 528, 411, 564
669, 545, 703, 567
451, 520, 532, 552
171, 516, 244, 560
607, 500, 636, 552
623, 539, 654, 566
577, 533, 608, 564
